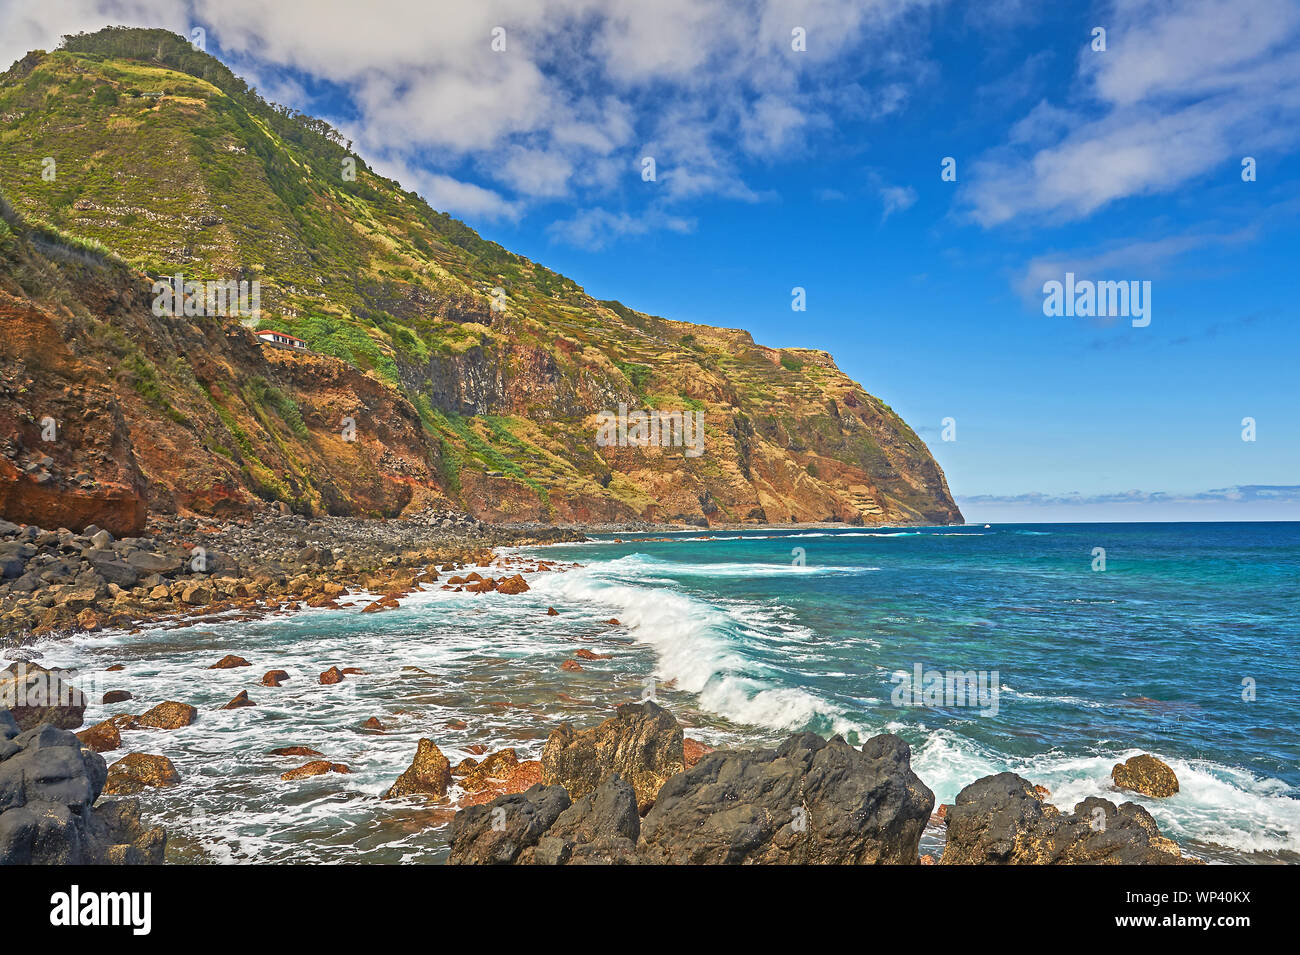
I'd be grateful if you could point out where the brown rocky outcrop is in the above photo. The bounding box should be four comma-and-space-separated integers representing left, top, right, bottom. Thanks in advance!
319, 667, 345, 685
76, 719, 122, 753
384, 739, 452, 799
208, 655, 251, 669
540, 701, 685, 813
261, 670, 290, 687
221, 690, 255, 710
281, 760, 350, 781
103, 753, 181, 795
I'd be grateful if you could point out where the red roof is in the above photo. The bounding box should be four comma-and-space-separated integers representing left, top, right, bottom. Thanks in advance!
257, 330, 306, 344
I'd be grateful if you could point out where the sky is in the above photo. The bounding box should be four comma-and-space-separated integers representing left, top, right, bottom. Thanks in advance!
1, 0, 1297, 521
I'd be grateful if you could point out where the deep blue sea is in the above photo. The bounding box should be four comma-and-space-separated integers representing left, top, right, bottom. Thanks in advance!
26, 522, 1300, 863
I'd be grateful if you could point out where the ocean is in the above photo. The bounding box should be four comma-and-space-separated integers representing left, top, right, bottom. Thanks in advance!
24, 522, 1300, 864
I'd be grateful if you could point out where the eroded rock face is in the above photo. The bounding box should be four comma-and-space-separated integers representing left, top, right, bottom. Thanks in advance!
541, 700, 684, 813
0, 711, 165, 864
940, 772, 1197, 865
1111, 754, 1179, 798
384, 739, 451, 799
0, 663, 87, 731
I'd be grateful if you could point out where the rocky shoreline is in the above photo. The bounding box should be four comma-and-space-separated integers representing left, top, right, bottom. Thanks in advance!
0, 658, 1199, 866
0, 509, 587, 645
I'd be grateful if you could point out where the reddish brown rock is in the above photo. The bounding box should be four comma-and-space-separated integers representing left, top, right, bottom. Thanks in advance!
384, 739, 452, 800
76, 718, 123, 753
103, 690, 133, 705
920, 854, 936, 865
281, 760, 351, 781
452, 757, 479, 776
106, 664, 126, 672
319, 666, 345, 685
560, 660, 584, 672
458, 748, 520, 793
208, 654, 251, 670
222, 690, 256, 710
1032, 785, 1051, 800
1112, 754, 1179, 798
135, 700, 198, 729
606, 618, 621, 626
465, 578, 497, 593
683, 737, 714, 769
445, 719, 469, 731
261, 669, 290, 687
546, 607, 559, 616
575, 648, 610, 661
496, 574, 530, 595
342, 667, 366, 675
104, 753, 181, 795
362, 717, 384, 730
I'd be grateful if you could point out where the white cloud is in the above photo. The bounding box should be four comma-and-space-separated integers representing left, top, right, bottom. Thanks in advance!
879, 184, 917, 220
547, 206, 695, 250
1, 0, 943, 241
963, 0, 1300, 226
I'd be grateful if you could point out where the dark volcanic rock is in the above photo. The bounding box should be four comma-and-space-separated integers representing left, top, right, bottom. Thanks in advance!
451, 706, 934, 865
940, 772, 1197, 865
540, 700, 684, 812
447, 783, 572, 865
0, 710, 165, 864
529, 775, 641, 865
638, 731, 933, 864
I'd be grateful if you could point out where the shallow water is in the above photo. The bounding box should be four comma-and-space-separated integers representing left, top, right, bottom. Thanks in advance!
20, 522, 1300, 863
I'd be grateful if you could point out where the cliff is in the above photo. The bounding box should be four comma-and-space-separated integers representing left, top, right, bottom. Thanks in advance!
0, 27, 960, 533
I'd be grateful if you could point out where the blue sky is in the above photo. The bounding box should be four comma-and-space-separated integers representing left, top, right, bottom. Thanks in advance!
3, 0, 1297, 520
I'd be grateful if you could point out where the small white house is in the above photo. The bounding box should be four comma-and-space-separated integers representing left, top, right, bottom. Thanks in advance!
257, 330, 308, 351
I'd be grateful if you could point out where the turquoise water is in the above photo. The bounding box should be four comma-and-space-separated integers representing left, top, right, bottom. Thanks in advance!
24, 522, 1300, 863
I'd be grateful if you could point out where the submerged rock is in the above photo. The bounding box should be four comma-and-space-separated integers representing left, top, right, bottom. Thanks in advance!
281, 760, 350, 781
940, 772, 1197, 864
1111, 754, 1179, 798
541, 700, 684, 813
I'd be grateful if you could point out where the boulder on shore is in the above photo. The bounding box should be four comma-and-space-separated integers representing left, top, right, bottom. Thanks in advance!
1111, 754, 1179, 798
540, 700, 684, 813
384, 739, 452, 800
940, 772, 1197, 864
